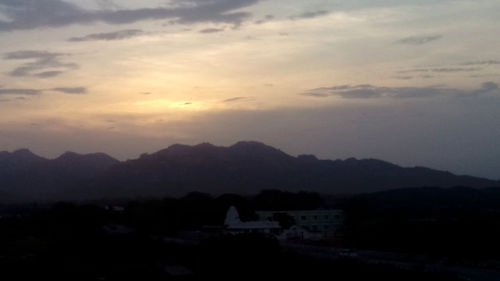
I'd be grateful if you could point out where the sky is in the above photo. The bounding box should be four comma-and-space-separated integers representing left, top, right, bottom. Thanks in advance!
0, 0, 499, 179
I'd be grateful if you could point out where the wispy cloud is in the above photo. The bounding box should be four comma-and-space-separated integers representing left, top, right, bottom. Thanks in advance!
398, 67, 481, 74
301, 82, 500, 99
433, 68, 482, 73
395, 58, 500, 80
199, 28, 224, 34
396, 35, 442, 45
3, 50, 78, 78
35, 71, 64, 78
0, 0, 259, 32
460, 60, 500, 66
0, 88, 42, 96
0, 85, 87, 96
290, 10, 329, 20
51, 87, 87, 94
255, 14, 274, 24
459, 81, 499, 98
68, 29, 144, 42
223, 96, 253, 102
0, 96, 29, 102
393, 76, 413, 80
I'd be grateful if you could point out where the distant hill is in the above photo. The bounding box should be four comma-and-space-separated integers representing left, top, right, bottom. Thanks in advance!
0, 141, 498, 202
0, 150, 119, 201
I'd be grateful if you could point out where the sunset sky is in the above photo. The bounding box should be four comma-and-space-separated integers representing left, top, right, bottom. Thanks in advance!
0, 0, 499, 179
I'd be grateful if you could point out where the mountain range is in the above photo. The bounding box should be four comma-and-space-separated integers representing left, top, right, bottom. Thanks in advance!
0, 141, 498, 202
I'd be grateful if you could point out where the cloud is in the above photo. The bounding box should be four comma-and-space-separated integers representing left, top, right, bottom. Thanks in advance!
199, 28, 224, 33
0, 96, 28, 102
290, 10, 329, 20
396, 35, 442, 45
460, 60, 500, 66
96, 0, 120, 11
0, 0, 259, 32
393, 76, 413, 80
460, 82, 500, 98
398, 67, 480, 74
0, 88, 41, 96
3, 50, 78, 78
4, 50, 53, 60
255, 14, 274, 24
223, 96, 253, 102
51, 87, 87, 94
300, 92, 330, 98
0, 85, 87, 96
301, 82, 500, 99
35, 71, 64, 78
398, 59, 499, 78
432, 68, 481, 73
68, 29, 144, 42
480, 81, 499, 91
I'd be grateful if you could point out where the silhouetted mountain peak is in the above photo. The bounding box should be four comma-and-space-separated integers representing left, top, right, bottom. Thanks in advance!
194, 142, 217, 149
152, 141, 285, 159
229, 141, 288, 156
54, 151, 119, 168
13, 148, 35, 156
341, 157, 399, 169
231, 141, 271, 149
345, 157, 358, 162
10, 149, 46, 162
297, 154, 319, 162
153, 143, 221, 158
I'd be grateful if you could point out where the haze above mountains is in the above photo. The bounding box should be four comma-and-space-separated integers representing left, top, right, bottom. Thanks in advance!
0, 141, 498, 202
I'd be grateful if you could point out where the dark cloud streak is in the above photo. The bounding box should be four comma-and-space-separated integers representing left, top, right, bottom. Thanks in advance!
432, 67, 481, 73
255, 14, 274, 24
301, 82, 500, 99
393, 76, 413, 80
396, 35, 442, 45
3, 50, 77, 78
68, 29, 144, 42
0, 0, 259, 32
0, 85, 87, 96
290, 10, 329, 20
0, 88, 41, 96
223, 96, 253, 102
199, 28, 224, 33
51, 87, 87, 94
35, 71, 64, 78
398, 67, 481, 74
460, 60, 500, 66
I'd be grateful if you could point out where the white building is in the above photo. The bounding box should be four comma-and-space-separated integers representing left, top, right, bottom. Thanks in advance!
224, 206, 281, 235
257, 209, 344, 240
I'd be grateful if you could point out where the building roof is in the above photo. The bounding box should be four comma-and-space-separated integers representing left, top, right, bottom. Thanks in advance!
225, 206, 280, 230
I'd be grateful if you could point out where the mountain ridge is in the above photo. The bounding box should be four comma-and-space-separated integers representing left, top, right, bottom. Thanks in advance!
0, 141, 498, 202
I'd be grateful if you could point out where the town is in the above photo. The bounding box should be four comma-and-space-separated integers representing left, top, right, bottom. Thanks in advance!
2, 188, 500, 280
